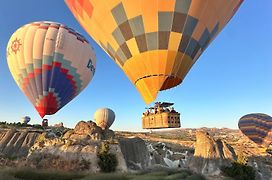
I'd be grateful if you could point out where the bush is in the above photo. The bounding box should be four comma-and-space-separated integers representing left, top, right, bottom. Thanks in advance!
0, 121, 45, 129
236, 151, 248, 165
221, 162, 256, 180
97, 142, 118, 173
79, 158, 91, 171
32, 124, 44, 129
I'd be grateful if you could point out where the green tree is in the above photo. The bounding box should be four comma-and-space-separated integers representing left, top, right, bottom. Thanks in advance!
221, 151, 255, 180
97, 141, 118, 173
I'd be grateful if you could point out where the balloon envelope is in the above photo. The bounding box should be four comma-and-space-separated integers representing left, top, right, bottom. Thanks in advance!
21, 116, 31, 124
94, 108, 115, 129
238, 113, 272, 148
7, 21, 96, 118
65, 0, 243, 103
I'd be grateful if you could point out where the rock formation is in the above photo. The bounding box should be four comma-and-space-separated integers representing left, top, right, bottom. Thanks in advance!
118, 137, 194, 170
0, 129, 40, 158
63, 121, 114, 141
27, 121, 127, 172
193, 131, 236, 160
119, 137, 150, 170
189, 130, 236, 176
147, 142, 192, 169
0, 124, 271, 178
249, 156, 272, 180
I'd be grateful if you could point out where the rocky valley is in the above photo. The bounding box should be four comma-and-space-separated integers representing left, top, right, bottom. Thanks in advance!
0, 122, 271, 180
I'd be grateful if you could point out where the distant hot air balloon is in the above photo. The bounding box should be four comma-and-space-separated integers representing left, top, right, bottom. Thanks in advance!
7, 21, 96, 118
94, 108, 115, 129
21, 116, 31, 124
65, 0, 243, 103
238, 113, 272, 148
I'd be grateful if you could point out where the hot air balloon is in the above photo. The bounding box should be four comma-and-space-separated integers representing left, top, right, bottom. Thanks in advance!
238, 113, 272, 148
65, 0, 243, 103
7, 21, 96, 118
94, 108, 115, 129
21, 116, 31, 124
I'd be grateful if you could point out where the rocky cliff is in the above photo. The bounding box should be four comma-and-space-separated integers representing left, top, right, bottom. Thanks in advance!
63, 121, 114, 141
118, 137, 194, 171
193, 131, 236, 159
27, 121, 127, 172
188, 130, 236, 176
119, 137, 150, 170
0, 128, 40, 158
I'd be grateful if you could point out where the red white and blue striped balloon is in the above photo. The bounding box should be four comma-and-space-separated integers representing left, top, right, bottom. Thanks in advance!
238, 113, 272, 148
7, 21, 96, 118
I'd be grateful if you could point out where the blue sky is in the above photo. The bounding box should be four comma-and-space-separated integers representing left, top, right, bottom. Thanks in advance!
0, 1, 271, 131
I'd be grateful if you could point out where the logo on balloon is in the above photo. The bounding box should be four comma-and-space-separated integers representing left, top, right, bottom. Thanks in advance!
11, 38, 22, 54
87, 59, 95, 75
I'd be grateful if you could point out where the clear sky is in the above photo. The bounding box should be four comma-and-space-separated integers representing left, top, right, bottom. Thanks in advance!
0, 1, 271, 131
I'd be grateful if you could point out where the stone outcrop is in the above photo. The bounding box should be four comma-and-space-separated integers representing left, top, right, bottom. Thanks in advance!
63, 121, 114, 141
27, 121, 126, 172
193, 131, 220, 159
193, 131, 236, 160
28, 137, 127, 172
249, 156, 272, 180
147, 142, 193, 169
119, 137, 193, 170
0, 129, 40, 158
216, 139, 236, 160
119, 137, 150, 170
189, 130, 236, 176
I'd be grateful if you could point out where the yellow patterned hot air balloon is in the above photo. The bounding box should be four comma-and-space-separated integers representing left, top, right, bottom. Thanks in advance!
65, 0, 243, 103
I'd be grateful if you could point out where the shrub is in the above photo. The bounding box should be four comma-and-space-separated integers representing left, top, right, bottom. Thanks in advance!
97, 142, 118, 173
0, 121, 7, 125
236, 151, 248, 165
221, 162, 256, 180
79, 158, 91, 171
61, 128, 71, 137
32, 124, 44, 129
